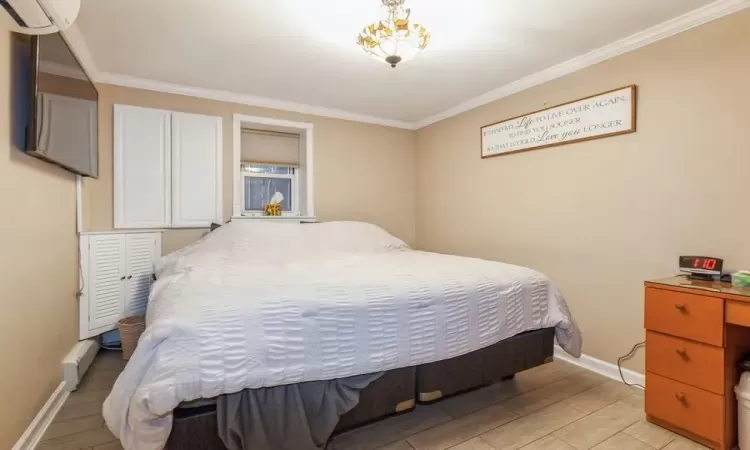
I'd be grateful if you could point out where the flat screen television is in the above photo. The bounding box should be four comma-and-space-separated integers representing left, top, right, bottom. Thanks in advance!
16, 32, 99, 177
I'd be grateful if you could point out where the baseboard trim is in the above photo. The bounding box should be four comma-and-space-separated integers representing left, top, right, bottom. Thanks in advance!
554, 345, 645, 390
12, 381, 70, 450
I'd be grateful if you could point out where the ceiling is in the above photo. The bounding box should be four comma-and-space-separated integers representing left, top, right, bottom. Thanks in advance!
76, 0, 717, 124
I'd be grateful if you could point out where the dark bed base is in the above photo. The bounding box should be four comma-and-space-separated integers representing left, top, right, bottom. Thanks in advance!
334, 366, 417, 433
166, 328, 554, 450
416, 327, 555, 403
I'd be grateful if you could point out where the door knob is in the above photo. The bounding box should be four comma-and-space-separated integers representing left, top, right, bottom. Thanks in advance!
127, 275, 132, 279
675, 392, 686, 403
675, 303, 687, 313
675, 348, 689, 359
120, 276, 126, 281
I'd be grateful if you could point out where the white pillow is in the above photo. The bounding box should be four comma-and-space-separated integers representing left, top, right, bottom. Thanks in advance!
156, 221, 407, 277
226, 220, 408, 255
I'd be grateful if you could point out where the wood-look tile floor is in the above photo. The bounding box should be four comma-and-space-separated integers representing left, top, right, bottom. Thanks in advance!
39, 350, 708, 450
38, 350, 125, 450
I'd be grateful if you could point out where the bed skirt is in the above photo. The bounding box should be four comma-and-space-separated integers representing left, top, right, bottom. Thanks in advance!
166, 328, 555, 450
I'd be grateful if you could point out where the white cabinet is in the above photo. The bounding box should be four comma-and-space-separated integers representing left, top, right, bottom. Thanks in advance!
79, 232, 161, 340
171, 112, 223, 227
114, 105, 172, 229
114, 105, 222, 229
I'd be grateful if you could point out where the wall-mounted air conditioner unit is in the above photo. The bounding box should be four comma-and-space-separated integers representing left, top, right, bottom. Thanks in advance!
1, 0, 81, 35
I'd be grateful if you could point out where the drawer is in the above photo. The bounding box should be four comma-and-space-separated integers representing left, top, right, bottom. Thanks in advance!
646, 331, 724, 394
726, 300, 750, 327
645, 372, 724, 444
645, 287, 724, 346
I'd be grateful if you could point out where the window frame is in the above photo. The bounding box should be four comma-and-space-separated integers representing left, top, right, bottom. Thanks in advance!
232, 114, 315, 220
240, 163, 299, 216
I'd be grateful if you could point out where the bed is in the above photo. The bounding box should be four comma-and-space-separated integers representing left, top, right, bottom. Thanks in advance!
103, 221, 581, 450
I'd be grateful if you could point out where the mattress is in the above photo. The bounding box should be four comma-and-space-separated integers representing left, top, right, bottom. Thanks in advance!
103, 221, 582, 450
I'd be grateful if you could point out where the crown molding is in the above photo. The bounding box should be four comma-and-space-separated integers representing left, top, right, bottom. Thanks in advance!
97, 73, 417, 130
65, 20, 415, 128
65, 0, 748, 130
38, 60, 88, 81
414, 0, 750, 129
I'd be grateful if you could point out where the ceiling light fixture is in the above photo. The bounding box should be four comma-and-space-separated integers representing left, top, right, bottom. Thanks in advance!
356, 0, 430, 68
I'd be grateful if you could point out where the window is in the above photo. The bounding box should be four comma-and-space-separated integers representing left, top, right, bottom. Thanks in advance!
241, 164, 298, 215
233, 115, 314, 219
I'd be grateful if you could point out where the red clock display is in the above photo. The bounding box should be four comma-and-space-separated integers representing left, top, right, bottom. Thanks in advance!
679, 256, 723, 274
692, 258, 717, 270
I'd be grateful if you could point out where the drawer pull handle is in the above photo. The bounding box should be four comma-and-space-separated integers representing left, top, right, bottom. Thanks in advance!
675, 348, 689, 359
675, 303, 687, 313
675, 392, 687, 403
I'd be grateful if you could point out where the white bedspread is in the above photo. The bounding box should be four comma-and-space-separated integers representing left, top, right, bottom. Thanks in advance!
103, 221, 582, 450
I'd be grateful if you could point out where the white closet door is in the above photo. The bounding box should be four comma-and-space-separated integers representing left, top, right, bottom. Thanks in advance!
114, 105, 172, 228
124, 233, 160, 317
86, 234, 126, 335
171, 112, 223, 227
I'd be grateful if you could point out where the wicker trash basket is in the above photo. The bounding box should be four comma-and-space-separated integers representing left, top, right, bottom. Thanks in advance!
117, 315, 146, 360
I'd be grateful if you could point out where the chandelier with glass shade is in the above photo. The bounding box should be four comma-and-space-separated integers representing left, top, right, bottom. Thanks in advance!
356, 0, 430, 68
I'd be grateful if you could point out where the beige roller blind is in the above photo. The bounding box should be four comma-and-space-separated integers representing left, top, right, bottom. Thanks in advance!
241, 129, 300, 165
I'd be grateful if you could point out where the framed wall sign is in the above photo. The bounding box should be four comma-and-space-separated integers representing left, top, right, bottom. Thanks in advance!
481, 85, 637, 158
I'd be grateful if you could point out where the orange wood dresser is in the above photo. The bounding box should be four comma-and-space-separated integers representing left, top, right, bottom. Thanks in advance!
645, 276, 750, 449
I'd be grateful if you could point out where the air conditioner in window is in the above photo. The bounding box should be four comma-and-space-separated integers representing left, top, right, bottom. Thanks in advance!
1, 0, 81, 35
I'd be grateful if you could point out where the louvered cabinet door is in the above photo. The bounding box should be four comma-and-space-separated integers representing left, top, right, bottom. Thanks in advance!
124, 233, 160, 317
86, 235, 126, 333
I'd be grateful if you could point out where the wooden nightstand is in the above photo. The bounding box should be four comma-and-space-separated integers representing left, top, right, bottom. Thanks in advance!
645, 276, 750, 449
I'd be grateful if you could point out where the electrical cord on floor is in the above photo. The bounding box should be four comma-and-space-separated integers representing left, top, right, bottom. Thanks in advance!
100, 343, 123, 351
618, 341, 645, 390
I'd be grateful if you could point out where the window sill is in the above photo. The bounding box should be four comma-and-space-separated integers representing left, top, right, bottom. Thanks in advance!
231, 215, 317, 222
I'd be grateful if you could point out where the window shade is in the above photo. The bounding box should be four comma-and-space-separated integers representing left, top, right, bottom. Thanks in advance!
241, 130, 300, 165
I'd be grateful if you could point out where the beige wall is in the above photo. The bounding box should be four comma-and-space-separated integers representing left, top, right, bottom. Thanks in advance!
84, 84, 417, 252
416, 10, 750, 373
0, 32, 79, 448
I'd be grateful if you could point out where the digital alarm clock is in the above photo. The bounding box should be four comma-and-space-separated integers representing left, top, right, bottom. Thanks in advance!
679, 255, 724, 280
